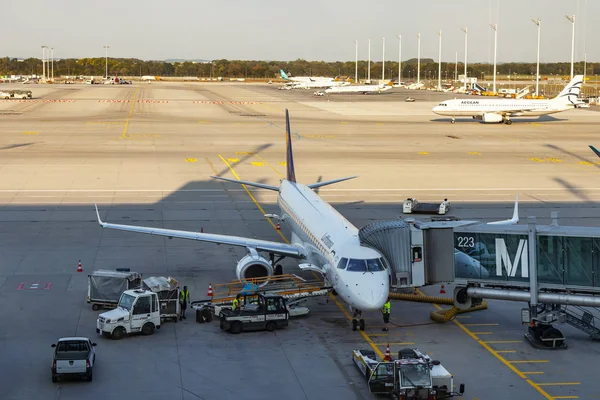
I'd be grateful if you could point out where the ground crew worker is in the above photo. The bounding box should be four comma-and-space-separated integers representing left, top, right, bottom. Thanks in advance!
179, 286, 190, 320
232, 294, 241, 312
382, 299, 391, 331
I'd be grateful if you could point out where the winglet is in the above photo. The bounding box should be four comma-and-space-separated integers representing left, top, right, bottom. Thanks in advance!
94, 204, 106, 226
285, 109, 297, 183
590, 145, 600, 159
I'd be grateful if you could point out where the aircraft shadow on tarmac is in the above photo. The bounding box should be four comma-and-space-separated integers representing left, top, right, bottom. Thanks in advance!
546, 143, 600, 170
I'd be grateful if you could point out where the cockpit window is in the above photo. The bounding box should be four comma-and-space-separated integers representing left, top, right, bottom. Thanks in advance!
347, 259, 367, 272
438, 103, 446, 106
337, 257, 348, 269
367, 258, 386, 271
346, 258, 387, 272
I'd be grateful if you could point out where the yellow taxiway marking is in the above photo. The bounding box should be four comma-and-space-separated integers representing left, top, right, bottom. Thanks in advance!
468, 152, 480, 155
546, 157, 563, 163
376, 122, 384, 125
496, 350, 517, 354
418, 152, 429, 155
22, 131, 38, 135
536, 382, 580, 386
86, 121, 124, 125
415, 289, 556, 400
185, 158, 197, 163
250, 161, 264, 167
578, 161, 594, 166
218, 152, 386, 360
551, 397, 579, 399
482, 340, 522, 344
340, 121, 348, 124
529, 157, 545, 162
121, 88, 139, 139
509, 360, 549, 364
227, 158, 240, 163
374, 342, 416, 346
462, 323, 499, 326
252, 154, 284, 179
471, 331, 494, 335
278, 161, 286, 166
368, 334, 389, 337
522, 372, 545, 375
236, 152, 251, 155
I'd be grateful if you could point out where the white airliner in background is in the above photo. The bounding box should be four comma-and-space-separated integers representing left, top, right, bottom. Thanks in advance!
290, 80, 350, 90
325, 81, 394, 95
95, 110, 388, 331
279, 69, 334, 83
432, 75, 583, 124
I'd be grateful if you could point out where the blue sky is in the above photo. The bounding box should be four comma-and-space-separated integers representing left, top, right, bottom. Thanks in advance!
4, 0, 595, 63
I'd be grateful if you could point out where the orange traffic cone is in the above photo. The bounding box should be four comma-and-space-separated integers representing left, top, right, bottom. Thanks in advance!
207, 283, 213, 297
276, 221, 281, 231
77, 260, 83, 273
440, 284, 446, 294
413, 287, 418, 295
383, 344, 392, 361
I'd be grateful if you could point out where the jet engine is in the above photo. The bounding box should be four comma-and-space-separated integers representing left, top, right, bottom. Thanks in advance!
236, 254, 274, 282
482, 113, 503, 123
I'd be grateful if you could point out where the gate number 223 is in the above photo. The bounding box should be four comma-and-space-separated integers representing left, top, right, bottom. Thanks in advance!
457, 236, 475, 248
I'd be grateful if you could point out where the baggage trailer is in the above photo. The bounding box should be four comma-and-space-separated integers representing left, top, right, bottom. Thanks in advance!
403, 198, 450, 215
142, 276, 180, 323
87, 270, 142, 311
352, 348, 465, 399
191, 274, 331, 320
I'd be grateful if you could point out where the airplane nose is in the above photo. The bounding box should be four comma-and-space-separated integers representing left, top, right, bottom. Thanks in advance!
352, 273, 389, 311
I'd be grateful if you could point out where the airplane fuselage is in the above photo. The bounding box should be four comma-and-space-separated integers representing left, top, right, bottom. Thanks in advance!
276, 180, 389, 311
433, 99, 573, 117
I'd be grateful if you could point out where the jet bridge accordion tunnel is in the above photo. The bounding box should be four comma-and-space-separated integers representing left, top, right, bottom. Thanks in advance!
358, 219, 487, 322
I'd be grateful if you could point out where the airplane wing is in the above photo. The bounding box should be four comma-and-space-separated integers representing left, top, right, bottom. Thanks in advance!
94, 205, 305, 258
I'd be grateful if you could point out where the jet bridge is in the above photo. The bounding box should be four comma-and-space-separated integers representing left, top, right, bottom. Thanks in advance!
450, 213, 600, 349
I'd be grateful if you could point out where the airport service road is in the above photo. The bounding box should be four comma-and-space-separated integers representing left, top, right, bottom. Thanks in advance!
0, 82, 599, 399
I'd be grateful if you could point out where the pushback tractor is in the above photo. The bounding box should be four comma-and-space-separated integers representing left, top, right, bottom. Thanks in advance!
352, 348, 465, 399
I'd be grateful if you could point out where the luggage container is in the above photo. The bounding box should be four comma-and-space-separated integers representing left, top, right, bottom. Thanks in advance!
87, 270, 142, 311
142, 276, 180, 323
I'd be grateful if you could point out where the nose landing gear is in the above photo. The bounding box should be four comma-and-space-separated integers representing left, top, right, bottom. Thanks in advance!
352, 309, 365, 331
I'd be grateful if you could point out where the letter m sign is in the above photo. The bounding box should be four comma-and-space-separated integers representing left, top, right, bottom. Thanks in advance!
495, 238, 529, 278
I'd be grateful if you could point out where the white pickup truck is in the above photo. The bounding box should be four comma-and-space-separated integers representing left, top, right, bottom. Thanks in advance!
51, 337, 96, 382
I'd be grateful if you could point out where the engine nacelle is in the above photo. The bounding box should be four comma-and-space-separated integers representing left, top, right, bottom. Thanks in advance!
482, 113, 503, 123
236, 254, 274, 282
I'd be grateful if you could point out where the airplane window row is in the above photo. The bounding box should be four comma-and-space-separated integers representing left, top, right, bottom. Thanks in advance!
337, 258, 386, 272
281, 199, 328, 255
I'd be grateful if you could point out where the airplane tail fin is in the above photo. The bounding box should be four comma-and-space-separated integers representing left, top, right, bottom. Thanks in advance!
285, 109, 296, 182
280, 70, 290, 80
487, 195, 519, 225
552, 75, 583, 105
590, 145, 600, 158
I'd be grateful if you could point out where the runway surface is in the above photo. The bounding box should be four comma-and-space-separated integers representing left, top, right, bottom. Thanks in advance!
1, 81, 600, 400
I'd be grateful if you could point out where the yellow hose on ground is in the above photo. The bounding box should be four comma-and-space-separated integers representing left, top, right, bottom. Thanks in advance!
389, 291, 488, 323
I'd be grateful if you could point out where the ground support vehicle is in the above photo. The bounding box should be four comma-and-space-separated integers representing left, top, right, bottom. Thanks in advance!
96, 289, 161, 339
87, 269, 142, 310
219, 293, 289, 334
352, 348, 465, 399
51, 337, 96, 382
142, 276, 180, 323
403, 198, 450, 215
192, 274, 330, 320
10, 90, 32, 99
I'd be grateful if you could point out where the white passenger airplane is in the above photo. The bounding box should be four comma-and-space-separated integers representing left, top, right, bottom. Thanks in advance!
290, 80, 349, 90
325, 82, 394, 95
432, 75, 583, 124
279, 69, 334, 83
95, 110, 389, 331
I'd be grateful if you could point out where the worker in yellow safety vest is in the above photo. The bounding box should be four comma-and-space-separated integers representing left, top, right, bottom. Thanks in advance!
232, 294, 241, 312
179, 286, 190, 320
382, 299, 391, 331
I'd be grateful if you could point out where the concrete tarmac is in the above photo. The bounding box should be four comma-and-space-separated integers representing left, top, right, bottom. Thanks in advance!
1, 82, 600, 400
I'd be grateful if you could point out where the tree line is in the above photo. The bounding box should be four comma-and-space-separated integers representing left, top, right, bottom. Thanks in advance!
0, 56, 596, 80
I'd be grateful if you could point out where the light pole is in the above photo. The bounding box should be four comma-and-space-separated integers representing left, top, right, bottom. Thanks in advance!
461, 27, 468, 90
584, 53, 587, 82
531, 18, 541, 97
454, 52, 458, 81
491, 23, 498, 93
397, 35, 402, 83
41, 46, 47, 80
103, 45, 110, 79
565, 15, 575, 79
437, 30, 442, 91
368, 39, 371, 83
354, 40, 358, 83
417, 33, 421, 84
382, 37, 385, 82
51, 47, 54, 81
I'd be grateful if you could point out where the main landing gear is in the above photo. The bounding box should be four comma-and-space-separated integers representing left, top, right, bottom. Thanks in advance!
502, 116, 513, 125
352, 308, 365, 331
